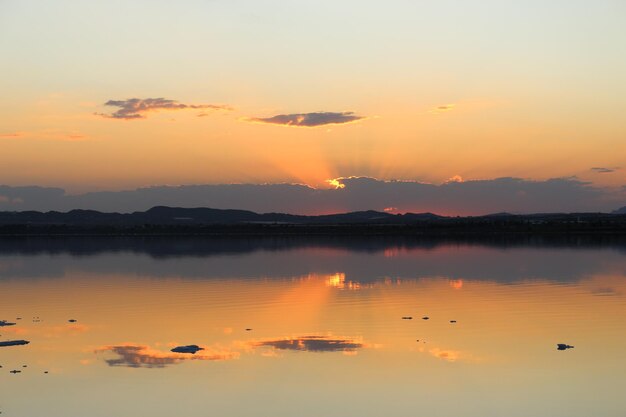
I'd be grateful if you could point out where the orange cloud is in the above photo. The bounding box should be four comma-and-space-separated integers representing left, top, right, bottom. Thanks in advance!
0, 132, 23, 138
429, 104, 456, 114
446, 175, 464, 183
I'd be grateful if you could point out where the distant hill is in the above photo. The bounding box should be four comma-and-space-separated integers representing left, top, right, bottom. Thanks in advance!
613, 206, 626, 214
0, 206, 444, 226
1, 207, 625, 236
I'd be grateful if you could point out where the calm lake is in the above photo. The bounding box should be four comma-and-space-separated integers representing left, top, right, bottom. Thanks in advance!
1, 237, 625, 417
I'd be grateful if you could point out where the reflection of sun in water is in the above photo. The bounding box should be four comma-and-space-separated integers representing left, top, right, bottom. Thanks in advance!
326, 273, 361, 290
384, 248, 400, 258
327, 272, 346, 287
449, 279, 464, 290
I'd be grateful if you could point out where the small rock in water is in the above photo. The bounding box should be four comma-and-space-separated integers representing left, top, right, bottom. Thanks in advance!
422, 316, 430, 320
68, 319, 77, 323
0, 320, 16, 327
10, 370, 21, 374
171, 345, 204, 354
0, 340, 30, 347
245, 328, 253, 331
450, 320, 457, 323
557, 344, 574, 351
401, 317, 413, 320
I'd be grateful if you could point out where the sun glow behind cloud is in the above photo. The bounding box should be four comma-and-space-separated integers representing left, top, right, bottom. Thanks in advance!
0, 1, 624, 196
326, 179, 346, 189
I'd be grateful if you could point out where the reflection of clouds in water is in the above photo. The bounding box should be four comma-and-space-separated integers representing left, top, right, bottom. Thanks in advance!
2, 238, 625, 285
44, 323, 90, 338
429, 348, 462, 362
0, 323, 90, 338
1, 327, 28, 335
421, 346, 480, 363
590, 287, 619, 296
253, 336, 364, 353
97, 344, 238, 368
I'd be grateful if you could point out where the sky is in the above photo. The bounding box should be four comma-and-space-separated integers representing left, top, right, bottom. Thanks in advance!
1, 0, 625, 213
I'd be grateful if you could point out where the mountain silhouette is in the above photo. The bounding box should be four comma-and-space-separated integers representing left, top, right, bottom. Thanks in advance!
0, 207, 625, 236
0, 206, 443, 226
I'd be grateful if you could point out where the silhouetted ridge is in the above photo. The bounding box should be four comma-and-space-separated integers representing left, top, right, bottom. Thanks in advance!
0, 207, 625, 236
0, 206, 439, 226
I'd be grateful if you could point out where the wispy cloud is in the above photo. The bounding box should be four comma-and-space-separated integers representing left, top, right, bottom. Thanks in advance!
96, 344, 238, 368
591, 167, 620, 174
429, 104, 456, 113
248, 111, 364, 127
0, 132, 24, 138
0, 131, 88, 141
97, 98, 233, 120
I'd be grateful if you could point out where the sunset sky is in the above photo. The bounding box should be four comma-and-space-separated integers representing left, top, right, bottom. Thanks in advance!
1, 1, 625, 212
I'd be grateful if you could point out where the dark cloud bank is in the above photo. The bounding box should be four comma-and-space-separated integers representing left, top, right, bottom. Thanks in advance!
0, 177, 624, 215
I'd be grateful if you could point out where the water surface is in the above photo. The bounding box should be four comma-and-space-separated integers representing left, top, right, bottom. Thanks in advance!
1, 238, 625, 417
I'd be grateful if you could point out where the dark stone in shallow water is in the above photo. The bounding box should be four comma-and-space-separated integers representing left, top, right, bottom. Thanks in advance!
401, 316, 413, 320
557, 344, 574, 350
0, 321, 16, 327
422, 316, 430, 320
0, 340, 30, 347
68, 319, 77, 323
171, 345, 204, 354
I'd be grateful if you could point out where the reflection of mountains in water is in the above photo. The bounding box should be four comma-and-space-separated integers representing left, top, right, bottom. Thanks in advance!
0, 235, 625, 258
0, 236, 625, 285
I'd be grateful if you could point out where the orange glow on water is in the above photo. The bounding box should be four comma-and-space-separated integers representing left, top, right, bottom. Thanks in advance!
449, 279, 464, 289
